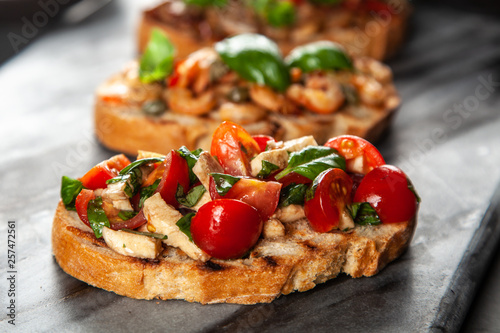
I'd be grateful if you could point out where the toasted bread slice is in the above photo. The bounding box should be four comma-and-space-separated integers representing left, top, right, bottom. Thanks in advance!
95, 59, 399, 155
138, 0, 411, 61
52, 201, 416, 304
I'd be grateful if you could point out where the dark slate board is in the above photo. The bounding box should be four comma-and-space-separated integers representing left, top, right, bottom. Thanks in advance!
1, 1, 500, 332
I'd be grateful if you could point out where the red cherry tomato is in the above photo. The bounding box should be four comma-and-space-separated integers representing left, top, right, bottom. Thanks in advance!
156, 150, 190, 208
325, 135, 385, 175
210, 121, 261, 176
304, 168, 353, 233
80, 154, 131, 190
75, 189, 96, 228
190, 199, 263, 260
252, 135, 275, 152
209, 177, 282, 221
353, 165, 418, 224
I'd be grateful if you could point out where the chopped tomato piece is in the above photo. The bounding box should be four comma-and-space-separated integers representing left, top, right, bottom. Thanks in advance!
304, 168, 353, 232
156, 150, 190, 208
75, 189, 95, 228
80, 154, 131, 190
252, 135, 275, 152
324, 135, 384, 175
210, 177, 282, 221
211, 121, 261, 176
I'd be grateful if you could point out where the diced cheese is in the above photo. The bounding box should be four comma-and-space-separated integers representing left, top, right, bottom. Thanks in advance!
143, 193, 210, 262
338, 208, 355, 230
250, 149, 289, 177
282, 135, 318, 152
102, 227, 162, 259
102, 181, 133, 211
262, 219, 285, 239
192, 152, 223, 191
250, 135, 318, 177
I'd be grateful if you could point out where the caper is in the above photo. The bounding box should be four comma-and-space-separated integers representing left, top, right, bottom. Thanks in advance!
227, 86, 250, 103
142, 100, 166, 116
209, 60, 230, 82
341, 84, 359, 105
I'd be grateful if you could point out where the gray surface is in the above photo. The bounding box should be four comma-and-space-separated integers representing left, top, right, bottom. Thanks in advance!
1, 1, 500, 332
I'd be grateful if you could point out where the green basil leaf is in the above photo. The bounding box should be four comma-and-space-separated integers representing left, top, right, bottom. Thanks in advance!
285, 41, 352, 73
139, 179, 161, 209
122, 229, 168, 240
118, 210, 138, 221
87, 197, 110, 238
176, 184, 206, 207
176, 212, 195, 242
177, 146, 204, 184
139, 29, 175, 83
107, 157, 164, 198
407, 178, 421, 203
349, 202, 381, 226
61, 176, 84, 210
210, 173, 241, 196
183, 0, 227, 6
215, 33, 290, 92
252, 0, 296, 27
257, 160, 280, 179
275, 146, 345, 181
118, 157, 164, 175
279, 183, 308, 207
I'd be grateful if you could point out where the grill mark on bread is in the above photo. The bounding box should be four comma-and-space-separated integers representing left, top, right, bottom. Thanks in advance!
201, 260, 225, 271
264, 256, 277, 267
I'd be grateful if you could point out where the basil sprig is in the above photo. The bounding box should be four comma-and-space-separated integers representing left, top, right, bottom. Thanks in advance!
285, 41, 352, 73
257, 160, 280, 179
138, 179, 161, 209
176, 212, 195, 242
183, 0, 227, 6
176, 184, 206, 207
177, 146, 203, 184
87, 197, 111, 238
61, 176, 84, 210
349, 202, 381, 226
279, 183, 308, 207
139, 29, 175, 83
252, 0, 296, 27
215, 33, 290, 92
210, 173, 241, 196
274, 146, 345, 181
107, 157, 164, 198
122, 229, 168, 240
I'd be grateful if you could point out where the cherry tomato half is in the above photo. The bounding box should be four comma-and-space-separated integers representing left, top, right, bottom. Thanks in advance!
252, 135, 276, 152
275, 172, 312, 188
209, 177, 282, 221
325, 135, 385, 175
75, 189, 96, 228
80, 154, 131, 190
156, 150, 190, 208
109, 210, 147, 230
304, 168, 353, 233
353, 165, 418, 224
211, 121, 261, 176
191, 199, 263, 260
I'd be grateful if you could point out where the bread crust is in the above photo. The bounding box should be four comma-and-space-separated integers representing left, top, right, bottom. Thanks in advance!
52, 201, 416, 304
138, 0, 411, 60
